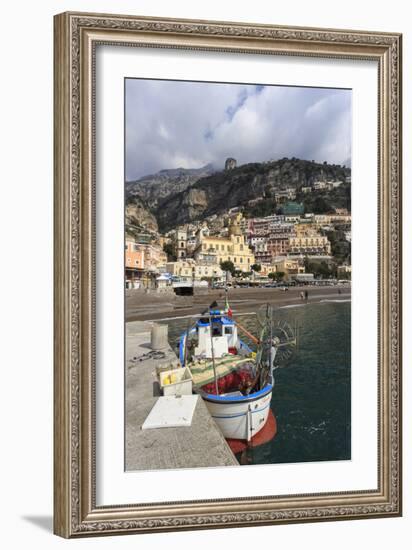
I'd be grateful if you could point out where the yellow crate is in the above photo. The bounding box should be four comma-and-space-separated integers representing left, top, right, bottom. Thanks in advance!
159, 367, 193, 396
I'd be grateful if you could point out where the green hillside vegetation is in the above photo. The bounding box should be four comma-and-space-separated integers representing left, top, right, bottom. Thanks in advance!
296, 182, 351, 214
323, 228, 351, 265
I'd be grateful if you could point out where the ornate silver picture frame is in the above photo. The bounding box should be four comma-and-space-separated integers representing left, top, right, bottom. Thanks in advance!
54, 11, 402, 537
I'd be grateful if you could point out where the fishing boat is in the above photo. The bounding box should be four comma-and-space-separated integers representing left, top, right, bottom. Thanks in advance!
179, 301, 297, 442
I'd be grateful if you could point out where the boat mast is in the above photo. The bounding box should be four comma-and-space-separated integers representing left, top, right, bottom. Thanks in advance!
208, 312, 219, 395
183, 317, 191, 367
269, 305, 274, 379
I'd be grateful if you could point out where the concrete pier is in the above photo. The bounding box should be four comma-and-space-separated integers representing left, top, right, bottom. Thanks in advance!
125, 321, 239, 471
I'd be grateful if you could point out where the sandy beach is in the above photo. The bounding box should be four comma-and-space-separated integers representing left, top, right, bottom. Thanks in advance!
126, 285, 351, 322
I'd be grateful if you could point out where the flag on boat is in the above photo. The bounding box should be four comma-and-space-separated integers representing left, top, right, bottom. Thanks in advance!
225, 296, 233, 317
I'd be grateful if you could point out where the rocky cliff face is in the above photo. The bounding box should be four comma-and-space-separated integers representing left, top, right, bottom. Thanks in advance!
154, 168, 260, 230
225, 157, 237, 170
125, 164, 216, 210
154, 159, 350, 231
125, 158, 350, 233
125, 196, 158, 233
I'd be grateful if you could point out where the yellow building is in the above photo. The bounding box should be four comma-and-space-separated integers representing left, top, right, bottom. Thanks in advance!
337, 265, 352, 278
166, 260, 224, 281
194, 214, 255, 272
294, 223, 318, 236
289, 234, 331, 255
288, 224, 331, 255
195, 264, 224, 280
262, 258, 305, 280
329, 214, 352, 224
313, 214, 332, 226
166, 260, 194, 279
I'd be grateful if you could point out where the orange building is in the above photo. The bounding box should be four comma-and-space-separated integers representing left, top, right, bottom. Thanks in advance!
125, 238, 168, 288
125, 238, 145, 286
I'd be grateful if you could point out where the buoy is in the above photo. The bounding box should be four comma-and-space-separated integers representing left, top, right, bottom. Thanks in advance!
226, 410, 277, 455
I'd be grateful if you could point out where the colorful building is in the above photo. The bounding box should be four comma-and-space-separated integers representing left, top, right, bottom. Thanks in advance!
337, 265, 352, 278
274, 188, 297, 202
261, 257, 305, 281
166, 260, 195, 280
267, 235, 290, 257
125, 238, 145, 286
252, 242, 272, 265
288, 234, 331, 255
245, 215, 286, 236
166, 260, 224, 282
144, 244, 167, 272
280, 201, 304, 216
194, 214, 255, 272
125, 236, 167, 288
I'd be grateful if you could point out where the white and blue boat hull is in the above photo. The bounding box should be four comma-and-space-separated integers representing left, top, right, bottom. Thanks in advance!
200, 384, 272, 440
179, 309, 274, 441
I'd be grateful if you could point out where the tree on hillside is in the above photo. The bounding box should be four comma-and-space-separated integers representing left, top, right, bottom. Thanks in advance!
163, 242, 177, 261
338, 271, 351, 281
243, 198, 277, 218
304, 259, 337, 279
220, 260, 236, 276
269, 271, 285, 282
313, 196, 333, 213
324, 229, 351, 265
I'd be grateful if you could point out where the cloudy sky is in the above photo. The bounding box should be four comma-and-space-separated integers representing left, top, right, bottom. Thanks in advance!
125, 78, 351, 181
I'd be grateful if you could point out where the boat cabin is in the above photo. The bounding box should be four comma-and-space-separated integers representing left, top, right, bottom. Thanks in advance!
194, 310, 238, 359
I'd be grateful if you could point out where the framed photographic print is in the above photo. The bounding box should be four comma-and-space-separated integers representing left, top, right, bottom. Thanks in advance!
53, 12, 402, 537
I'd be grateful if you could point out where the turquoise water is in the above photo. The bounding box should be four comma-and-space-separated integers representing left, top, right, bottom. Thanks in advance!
163, 300, 351, 465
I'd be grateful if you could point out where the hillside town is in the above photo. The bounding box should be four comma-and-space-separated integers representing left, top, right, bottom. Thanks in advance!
125, 166, 351, 292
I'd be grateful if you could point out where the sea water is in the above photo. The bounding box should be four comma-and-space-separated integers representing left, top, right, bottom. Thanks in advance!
163, 301, 351, 465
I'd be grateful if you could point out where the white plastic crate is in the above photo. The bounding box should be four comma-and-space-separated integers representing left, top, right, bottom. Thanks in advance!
159, 367, 193, 396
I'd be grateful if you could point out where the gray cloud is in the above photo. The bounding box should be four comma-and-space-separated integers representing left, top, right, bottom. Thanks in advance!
125, 79, 351, 181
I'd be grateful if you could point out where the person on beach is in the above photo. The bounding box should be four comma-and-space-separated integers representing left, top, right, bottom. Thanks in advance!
300, 291, 304, 300
304, 290, 308, 300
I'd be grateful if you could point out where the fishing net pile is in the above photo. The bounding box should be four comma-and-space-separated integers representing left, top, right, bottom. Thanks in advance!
188, 355, 256, 394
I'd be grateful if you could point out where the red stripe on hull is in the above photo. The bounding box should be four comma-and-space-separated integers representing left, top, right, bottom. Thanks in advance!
226, 409, 277, 455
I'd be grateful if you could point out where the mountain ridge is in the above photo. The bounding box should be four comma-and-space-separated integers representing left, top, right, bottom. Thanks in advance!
126, 163, 217, 210
125, 158, 351, 233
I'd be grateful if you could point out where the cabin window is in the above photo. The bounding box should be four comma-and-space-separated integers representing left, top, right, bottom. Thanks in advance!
212, 323, 222, 337
225, 327, 233, 335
